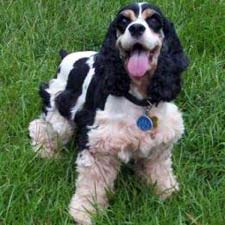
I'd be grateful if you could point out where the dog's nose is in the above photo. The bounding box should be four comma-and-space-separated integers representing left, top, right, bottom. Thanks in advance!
128, 24, 146, 38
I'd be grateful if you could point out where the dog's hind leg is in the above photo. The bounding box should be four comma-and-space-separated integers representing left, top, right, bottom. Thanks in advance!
28, 82, 74, 158
29, 111, 74, 158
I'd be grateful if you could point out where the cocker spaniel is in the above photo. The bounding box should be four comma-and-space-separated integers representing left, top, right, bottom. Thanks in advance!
29, 2, 188, 224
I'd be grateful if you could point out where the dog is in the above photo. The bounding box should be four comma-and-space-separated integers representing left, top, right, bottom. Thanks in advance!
29, 2, 188, 224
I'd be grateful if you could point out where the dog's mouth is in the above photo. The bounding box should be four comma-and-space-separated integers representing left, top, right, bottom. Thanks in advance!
124, 43, 159, 79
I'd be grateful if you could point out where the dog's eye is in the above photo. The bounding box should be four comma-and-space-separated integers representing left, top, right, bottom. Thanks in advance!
117, 16, 131, 32
121, 17, 130, 25
146, 14, 163, 32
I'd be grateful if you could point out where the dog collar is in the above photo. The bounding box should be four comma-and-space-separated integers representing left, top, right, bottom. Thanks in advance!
124, 93, 152, 107
124, 93, 158, 131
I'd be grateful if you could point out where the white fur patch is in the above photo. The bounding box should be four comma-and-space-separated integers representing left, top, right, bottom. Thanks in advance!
76, 151, 94, 167
118, 149, 132, 163
28, 118, 58, 158
71, 56, 95, 119
88, 96, 184, 163
29, 111, 74, 158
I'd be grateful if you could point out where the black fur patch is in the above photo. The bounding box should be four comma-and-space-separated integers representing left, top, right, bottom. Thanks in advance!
55, 58, 89, 119
39, 83, 50, 114
74, 110, 96, 151
55, 90, 81, 119
147, 18, 189, 104
74, 58, 109, 150
66, 58, 89, 89
99, 22, 130, 97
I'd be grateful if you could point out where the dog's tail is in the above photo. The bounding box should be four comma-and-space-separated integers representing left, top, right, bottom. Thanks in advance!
59, 49, 68, 60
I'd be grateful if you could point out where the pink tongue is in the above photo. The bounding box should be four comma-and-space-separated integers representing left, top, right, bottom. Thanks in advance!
127, 51, 149, 78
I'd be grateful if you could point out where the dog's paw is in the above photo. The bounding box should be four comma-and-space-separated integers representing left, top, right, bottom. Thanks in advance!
157, 180, 179, 200
28, 119, 59, 158
69, 193, 96, 225
69, 206, 92, 225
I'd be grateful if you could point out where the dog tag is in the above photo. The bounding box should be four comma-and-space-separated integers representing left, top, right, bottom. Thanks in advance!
137, 115, 153, 131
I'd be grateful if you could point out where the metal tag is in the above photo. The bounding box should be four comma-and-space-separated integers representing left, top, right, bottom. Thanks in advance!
137, 115, 153, 131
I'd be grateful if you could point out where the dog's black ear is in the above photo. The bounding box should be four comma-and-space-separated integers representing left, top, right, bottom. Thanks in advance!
99, 19, 130, 96
148, 18, 189, 104
100, 20, 118, 56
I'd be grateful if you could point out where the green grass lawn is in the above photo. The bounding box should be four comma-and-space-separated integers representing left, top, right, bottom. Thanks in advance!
0, 0, 225, 224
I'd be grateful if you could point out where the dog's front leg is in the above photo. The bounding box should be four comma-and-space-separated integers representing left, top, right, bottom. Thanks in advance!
137, 144, 179, 199
69, 150, 120, 225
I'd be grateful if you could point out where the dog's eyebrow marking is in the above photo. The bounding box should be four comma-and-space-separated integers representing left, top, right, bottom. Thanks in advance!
121, 9, 136, 21
142, 8, 156, 19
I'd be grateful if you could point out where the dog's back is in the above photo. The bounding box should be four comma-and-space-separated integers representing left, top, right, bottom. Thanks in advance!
39, 51, 97, 118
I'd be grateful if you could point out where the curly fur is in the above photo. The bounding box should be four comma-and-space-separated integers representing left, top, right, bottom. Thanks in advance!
98, 21, 131, 97
148, 19, 188, 103
28, 3, 188, 225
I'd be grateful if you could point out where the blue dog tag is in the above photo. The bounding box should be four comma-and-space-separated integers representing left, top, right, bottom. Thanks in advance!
137, 115, 153, 131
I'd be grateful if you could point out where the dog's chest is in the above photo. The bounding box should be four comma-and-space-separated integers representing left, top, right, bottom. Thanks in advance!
88, 95, 183, 163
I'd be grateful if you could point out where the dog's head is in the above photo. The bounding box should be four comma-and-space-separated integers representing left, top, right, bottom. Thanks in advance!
100, 2, 188, 103
116, 3, 163, 81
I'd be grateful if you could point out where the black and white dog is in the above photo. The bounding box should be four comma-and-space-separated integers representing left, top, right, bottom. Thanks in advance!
29, 2, 188, 224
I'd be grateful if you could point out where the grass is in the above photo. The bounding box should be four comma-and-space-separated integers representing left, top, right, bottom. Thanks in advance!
0, 0, 225, 224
